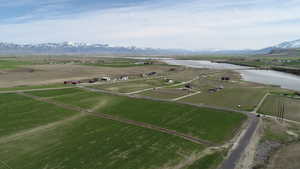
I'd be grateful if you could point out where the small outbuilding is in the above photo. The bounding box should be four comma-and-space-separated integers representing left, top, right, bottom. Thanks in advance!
221, 77, 230, 81
64, 80, 81, 85
89, 78, 99, 83
148, 72, 157, 76
101, 77, 111, 81
166, 79, 174, 83
185, 83, 192, 89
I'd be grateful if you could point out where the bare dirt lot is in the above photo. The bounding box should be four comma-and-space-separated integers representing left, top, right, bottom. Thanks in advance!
267, 143, 300, 169
253, 117, 300, 169
0, 64, 175, 88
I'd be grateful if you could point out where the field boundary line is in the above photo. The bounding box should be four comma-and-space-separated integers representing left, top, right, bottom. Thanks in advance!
0, 112, 86, 144
252, 93, 270, 113
172, 91, 201, 101
0, 86, 75, 94
18, 92, 215, 146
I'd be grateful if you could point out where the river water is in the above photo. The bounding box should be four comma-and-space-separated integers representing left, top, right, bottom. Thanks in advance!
164, 59, 300, 91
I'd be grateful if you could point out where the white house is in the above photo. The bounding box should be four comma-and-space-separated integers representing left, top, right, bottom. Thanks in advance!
120, 76, 129, 81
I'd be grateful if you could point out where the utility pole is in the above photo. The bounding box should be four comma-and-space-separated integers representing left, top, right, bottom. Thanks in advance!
276, 100, 285, 123
281, 103, 285, 123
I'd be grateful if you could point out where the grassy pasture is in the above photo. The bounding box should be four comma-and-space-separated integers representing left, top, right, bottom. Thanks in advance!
183, 152, 224, 169
0, 59, 33, 70
0, 94, 206, 169
258, 95, 300, 122
92, 78, 174, 93
0, 93, 77, 137
28, 88, 247, 143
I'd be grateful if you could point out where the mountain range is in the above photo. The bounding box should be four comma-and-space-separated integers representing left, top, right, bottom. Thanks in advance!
0, 39, 299, 56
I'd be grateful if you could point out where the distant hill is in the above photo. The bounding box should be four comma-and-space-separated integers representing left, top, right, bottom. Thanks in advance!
0, 39, 300, 56
0, 42, 198, 56
0, 42, 262, 56
266, 48, 300, 57
274, 39, 300, 49
261, 39, 300, 57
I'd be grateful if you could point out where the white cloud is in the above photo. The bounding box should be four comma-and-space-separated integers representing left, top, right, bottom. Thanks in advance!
1, 0, 300, 50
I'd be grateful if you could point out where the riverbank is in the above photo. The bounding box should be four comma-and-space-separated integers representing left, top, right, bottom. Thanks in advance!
163, 59, 300, 91
215, 60, 300, 76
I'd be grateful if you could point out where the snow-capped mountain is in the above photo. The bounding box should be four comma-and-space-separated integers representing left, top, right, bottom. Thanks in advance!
274, 39, 300, 49
0, 42, 195, 55
0, 39, 299, 55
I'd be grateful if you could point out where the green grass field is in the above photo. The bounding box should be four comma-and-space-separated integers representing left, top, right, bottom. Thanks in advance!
181, 87, 268, 111
0, 60, 33, 70
183, 152, 224, 169
28, 88, 247, 143
92, 78, 173, 93
0, 93, 207, 169
0, 93, 77, 137
258, 95, 300, 122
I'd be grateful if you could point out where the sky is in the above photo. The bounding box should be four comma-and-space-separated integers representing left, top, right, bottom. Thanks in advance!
0, 0, 300, 50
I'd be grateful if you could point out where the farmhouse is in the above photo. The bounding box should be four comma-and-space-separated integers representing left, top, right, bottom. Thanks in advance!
120, 75, 129, 81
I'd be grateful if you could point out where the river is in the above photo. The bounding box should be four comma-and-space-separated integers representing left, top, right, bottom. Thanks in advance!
164, 59, 300, 91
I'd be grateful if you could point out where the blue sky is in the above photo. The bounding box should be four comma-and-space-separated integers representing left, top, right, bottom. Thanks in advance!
1, 0, 300, 50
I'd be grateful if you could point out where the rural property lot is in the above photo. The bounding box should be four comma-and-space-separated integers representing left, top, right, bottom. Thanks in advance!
258, 94, 300, 122
91, 78, 174, 94
181, 86, 269, 111
28, 88, 247, 143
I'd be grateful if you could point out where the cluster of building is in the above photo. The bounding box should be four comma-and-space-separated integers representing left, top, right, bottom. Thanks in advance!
208, 85, 224, 93
134, 61, 154, 65
208, 76, 229, 93
63, 71, 160, 85
63, 75, 129, 85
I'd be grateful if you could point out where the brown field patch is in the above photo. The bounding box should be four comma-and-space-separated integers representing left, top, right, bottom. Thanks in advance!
267, 143, 300, 169
0, 64, 174, 88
